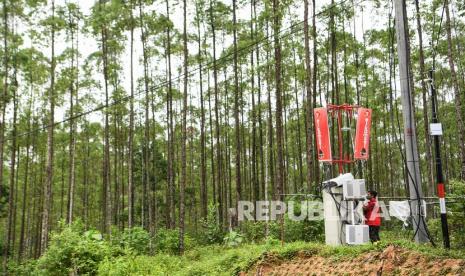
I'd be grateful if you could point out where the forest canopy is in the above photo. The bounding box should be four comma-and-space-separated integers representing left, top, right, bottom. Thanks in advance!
1, 0, 465, 273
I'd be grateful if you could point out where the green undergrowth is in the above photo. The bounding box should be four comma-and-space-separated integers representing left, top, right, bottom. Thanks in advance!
97, 239, 465, 276
10, 222, 465, 275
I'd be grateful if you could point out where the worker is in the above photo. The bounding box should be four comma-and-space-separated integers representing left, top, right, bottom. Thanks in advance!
363, 190, 381, 243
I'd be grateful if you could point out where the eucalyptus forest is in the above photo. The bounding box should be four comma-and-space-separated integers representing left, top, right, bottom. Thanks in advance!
1, 0, 465, 274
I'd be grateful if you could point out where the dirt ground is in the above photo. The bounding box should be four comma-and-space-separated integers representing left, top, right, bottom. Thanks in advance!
243, 245, 465, 276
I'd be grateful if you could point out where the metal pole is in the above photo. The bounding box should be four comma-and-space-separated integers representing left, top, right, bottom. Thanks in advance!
337, 109, 344, 174
394, 0, 429, 243
428, 69, 450, 249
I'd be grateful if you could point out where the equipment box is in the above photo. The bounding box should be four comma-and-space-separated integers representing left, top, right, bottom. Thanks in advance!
345, 224, 369, 245
343, 179, 367, 200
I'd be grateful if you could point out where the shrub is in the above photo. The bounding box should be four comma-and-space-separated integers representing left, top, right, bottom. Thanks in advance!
33, 221, 121, 275
154, 228, 195, 255
198, 204, 224, 245
436, 179, 465, 248
98, 254, 181, 275
6, 259, 37, 275
269, 216, 324, 242
223, 231, 244, 247
240, 221, 267, 242
113, 227, 151, 255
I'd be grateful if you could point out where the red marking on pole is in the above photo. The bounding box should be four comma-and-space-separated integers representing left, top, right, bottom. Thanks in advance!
437, 183, 445, 198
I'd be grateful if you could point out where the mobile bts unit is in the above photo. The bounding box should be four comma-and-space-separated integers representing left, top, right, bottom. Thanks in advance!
314, 105, 372, 245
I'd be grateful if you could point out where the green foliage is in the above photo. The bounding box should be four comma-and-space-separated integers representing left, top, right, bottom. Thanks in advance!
264, 236, 281, 246
112, 227, 151, 255
154, 228, 195, 255
239, 219, 323, 244
282, 218, 324, 242
16, 224, 465, 275
0, 184, 8, 219
98, 243, 270, 276
240, 221, 267, 242
33, 221, 122, 275
99, 238, 465, 275
428, 179, 465, 248
198, 204, 224, 245
98, 254, 183, 276
267, 218, 324, 243
7, 259, 38, 275
231, 202, 324, 245
223, 231, 244, 247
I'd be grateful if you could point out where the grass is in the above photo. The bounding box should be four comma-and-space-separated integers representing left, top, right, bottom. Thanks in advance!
97, 235, 465, 276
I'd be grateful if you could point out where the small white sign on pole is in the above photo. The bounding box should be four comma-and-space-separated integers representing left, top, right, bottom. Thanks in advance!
430, 123, 443, 136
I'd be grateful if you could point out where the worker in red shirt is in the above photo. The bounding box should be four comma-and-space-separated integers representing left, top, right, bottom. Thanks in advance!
363, 190, 381, 243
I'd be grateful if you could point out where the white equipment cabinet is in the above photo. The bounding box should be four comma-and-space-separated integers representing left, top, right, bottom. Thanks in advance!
343, 179, 367, 200
322, 173, 370, 246
345, 225, 369, 245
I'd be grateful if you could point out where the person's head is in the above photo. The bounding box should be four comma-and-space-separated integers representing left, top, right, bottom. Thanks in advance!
367, 190, 378, 199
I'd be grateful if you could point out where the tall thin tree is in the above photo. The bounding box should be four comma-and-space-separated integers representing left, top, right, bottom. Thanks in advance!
3, 24, 17, 268
128, 0, 135, 229
180, 0, 188, 253
0, 0, 9, 223
272, 0, 284, 242
304, 0, 313, 192
210, 0, 223, 224
195, 0, 207, 218
232, 0, 242, 218
414, 0, 434, 193
100, 0, 112, 235
67, 3, 78, 224
165, 0, 175, 228
41, 0, 56, 253
444, 0, 465, 180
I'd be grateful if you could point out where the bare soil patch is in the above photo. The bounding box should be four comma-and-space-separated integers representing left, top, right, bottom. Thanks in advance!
242, 245, 465, 275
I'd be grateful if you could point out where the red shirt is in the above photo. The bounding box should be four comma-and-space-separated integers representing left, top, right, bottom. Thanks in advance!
364, 198, 381, 226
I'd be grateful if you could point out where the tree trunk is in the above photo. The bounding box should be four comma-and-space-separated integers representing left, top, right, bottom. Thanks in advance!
210, 0, 223, 225
232, 0, 242, 222
250, 0, 259, 206
41, 0, 56, 254
311, 0, 319, 185
3, 42, 17, 267
445, 0, 465, 180
266, 21, 275, 200
0, 0, 8, 209
414, 0, 434, 194
272, 0, 284, 243
19, 74, 35, 261
195, 1, 207, 219
165, 0, 175, 229
98, 0, 112, 235
138, 0, 154, 236
289, 46, 303, 192
179, 0, 188, 254
128, 0, 135, 229
207, 66, 217, 214
67, 10, 77, 224
254, 0, 265, 202
0, 0, 7, 264
83, 124, 90, 226
304, 0, 313, 193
